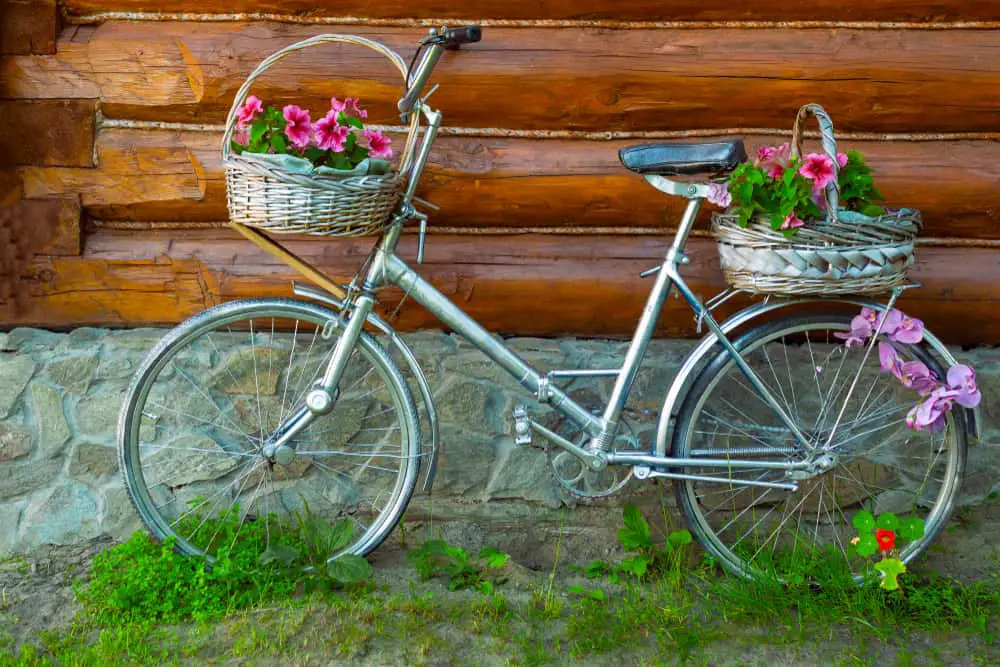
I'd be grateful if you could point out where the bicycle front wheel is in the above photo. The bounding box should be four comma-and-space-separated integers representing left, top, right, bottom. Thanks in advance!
118, 298, 421, 563
672, 312, 966, 582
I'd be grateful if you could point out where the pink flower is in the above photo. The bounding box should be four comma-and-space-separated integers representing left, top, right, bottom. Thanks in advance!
233, 127, 250, 146
878, 341, 903, 378
706, 183, 731, 208
779, 212, 804, 230
909, 385, 959, 432
282, 105, 312, 149
837, 152, 849, 168
946, 365, 981, 408
836, 315, 874, 348
362, 129, 392, 159
885, 310, 924, 344
331, 96, 368, 120
798, 153, 837, 191
313, 111, 349, 152
755, 143, 790, 180
237, 95, 264, 128
898, 360, 939, 396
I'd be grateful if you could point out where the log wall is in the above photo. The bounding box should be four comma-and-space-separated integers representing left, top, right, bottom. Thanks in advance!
2, 2, 999, 341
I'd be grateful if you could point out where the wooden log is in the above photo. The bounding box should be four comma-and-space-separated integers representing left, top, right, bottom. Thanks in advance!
20, 127, 1000, 241
0, 100, 97, 167
14, 196, 82, 256
5, 22, 1000, 132
59, 0, 1000, 23
0, 0, 57, 55
14, 229, 1000, 344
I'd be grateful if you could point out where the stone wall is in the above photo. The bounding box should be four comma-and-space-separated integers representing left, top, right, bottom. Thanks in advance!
1, 326, 997, 556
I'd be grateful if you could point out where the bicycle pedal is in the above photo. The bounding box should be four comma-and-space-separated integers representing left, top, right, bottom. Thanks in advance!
511, 404, 533, 447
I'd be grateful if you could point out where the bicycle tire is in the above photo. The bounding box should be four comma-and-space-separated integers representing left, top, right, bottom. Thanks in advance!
118, 298, 421, 563
672, 311, 966, 582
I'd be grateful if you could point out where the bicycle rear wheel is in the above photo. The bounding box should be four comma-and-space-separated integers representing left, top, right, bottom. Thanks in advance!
118, 298, 421, 563
672, 312, 966, 582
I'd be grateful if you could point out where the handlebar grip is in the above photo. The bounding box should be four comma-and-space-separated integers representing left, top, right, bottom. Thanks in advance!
441, 26, 482, 48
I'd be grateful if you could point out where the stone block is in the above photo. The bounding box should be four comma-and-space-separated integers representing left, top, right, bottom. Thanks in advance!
0, 422, 33, 461
0, 500, 24, 555
29, 382, 70, 457
433, 428, 495, 496
486, 439, 561, 508
5, 328, 62, 353
69, 443, 119, 485
0, 355, 35, 418
434, 379, 494, 435
0, 458, 61, 500
96, 355, 136, 381
75, 390, 153, 442
18, 482, 101, 548
99, 486, 141, 542
44, 353, 98, 395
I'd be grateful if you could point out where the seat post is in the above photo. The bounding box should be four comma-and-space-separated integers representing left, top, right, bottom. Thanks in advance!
644, 174, 707, 254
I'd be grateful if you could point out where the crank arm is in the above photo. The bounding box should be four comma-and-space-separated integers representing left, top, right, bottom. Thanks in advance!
527, 420, 606, 470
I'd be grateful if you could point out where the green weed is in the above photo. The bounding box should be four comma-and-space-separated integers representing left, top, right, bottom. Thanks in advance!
407, 539, 510, 593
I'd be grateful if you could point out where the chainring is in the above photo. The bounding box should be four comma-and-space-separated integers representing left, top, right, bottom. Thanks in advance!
546, 418, 643, 499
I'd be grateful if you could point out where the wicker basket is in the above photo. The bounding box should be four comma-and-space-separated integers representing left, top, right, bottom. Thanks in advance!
222, 35, 421, 237
712, 104, 921, 296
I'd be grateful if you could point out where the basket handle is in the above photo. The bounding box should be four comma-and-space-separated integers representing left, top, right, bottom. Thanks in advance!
221, 33, 421, 174
789, 103, 840, 222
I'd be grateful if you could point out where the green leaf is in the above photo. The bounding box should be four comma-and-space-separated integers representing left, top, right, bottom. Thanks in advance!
852, 510, 876, 533
874, 557, 906, 591
270, 132, 288, 154
478, 547, 510, 570
257, 544, 298, 566
249, 119, 268, 145
343, 116, 364, 130
860, 204, 885, 217
588, 588, 607, 602
326, 554, 373, 583
667, 529, 693, 548
618, 555, 651, 578
477, 580, 495, 595
303, 147, 326, 165
856, 534, 879, 557
327, 518, 355, 552
229, 140, 244, 154
876, 513, 899, 531
897, 517, 925, 541
618, 504, 651, 552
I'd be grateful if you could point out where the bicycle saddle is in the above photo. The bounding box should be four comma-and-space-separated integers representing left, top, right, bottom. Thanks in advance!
618, 139, 747, 177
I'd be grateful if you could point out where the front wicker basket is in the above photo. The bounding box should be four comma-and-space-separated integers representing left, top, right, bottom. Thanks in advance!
222, 35, 421, 237
712, 104, 921, 296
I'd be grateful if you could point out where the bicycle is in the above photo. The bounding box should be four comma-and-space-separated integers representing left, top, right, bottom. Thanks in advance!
117, 26, 980, 582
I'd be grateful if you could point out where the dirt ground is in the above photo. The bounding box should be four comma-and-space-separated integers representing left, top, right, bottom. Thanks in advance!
2, 500, 998, 666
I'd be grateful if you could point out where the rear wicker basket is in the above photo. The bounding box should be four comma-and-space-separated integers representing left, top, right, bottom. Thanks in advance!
222, 35, 420, 237
712, 104, 921, 296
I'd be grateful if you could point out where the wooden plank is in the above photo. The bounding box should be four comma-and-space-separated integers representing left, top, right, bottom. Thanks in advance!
59, 0, 1000, 23
0, 100, 96, 167
13, 229, 1000, 344
13, 196, 82, 255
0, 0, 57, 55
20, 127, 1000, 241
5, 22, 1000, 132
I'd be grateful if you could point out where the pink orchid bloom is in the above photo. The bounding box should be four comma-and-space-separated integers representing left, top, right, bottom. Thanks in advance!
313, 111, 350, 152
798, 153, 837, 190
946, 365, 981, 408
237, 95, 264, 128
706, 183, 732, 208
888, 312, 925, 344
779, 212, 804, 231
837, 152, 849, 168
898, 360, 939, 396
910, 385, 959, 432
282, 105, 312, 149
331, 96, 369, 120
878, 341, 904, 379
362, 129, 392, 159
836, 315, 874, 347
878, 309, 903, 337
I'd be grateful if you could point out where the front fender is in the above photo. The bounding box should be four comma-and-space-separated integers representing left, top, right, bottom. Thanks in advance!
654, 296, 982, 457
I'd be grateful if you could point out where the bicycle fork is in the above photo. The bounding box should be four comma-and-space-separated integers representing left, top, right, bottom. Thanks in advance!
260, 293, 375, 462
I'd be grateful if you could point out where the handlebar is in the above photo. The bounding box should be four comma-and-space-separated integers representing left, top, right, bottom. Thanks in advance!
397, 25, 481, 115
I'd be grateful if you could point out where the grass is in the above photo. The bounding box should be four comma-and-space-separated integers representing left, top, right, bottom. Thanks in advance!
2, 503, 998, 666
